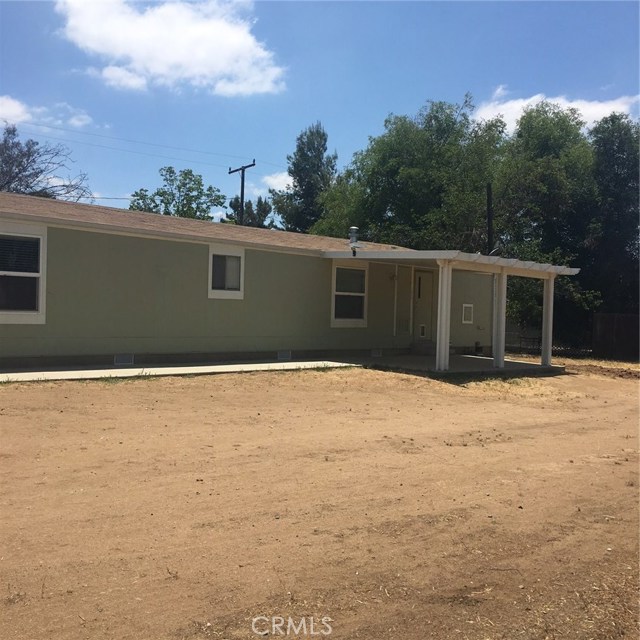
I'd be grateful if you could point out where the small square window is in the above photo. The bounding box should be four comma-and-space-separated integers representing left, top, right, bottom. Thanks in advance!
208, 244, 244, 300
212, 254, 241, 291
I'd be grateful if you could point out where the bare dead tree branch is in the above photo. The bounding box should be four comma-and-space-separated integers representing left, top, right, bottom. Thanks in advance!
0, 124, 92, 201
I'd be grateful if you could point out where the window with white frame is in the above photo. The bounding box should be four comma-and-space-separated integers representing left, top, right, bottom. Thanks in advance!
332, 263, 367, 328
0, 223, 47, 324
462, 303, 474, 324
208, 244, 244, 299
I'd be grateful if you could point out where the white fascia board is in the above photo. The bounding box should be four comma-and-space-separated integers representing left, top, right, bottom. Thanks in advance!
452, 261, 580, 278
322, 250, 459, 261
451, 251, 579, 276
322, 249, 579, 278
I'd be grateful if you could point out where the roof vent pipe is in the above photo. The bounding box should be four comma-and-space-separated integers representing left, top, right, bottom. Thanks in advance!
349, 226, 360, 257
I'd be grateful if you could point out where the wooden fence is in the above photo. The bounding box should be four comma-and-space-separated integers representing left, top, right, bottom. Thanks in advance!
592, 313, 639, 361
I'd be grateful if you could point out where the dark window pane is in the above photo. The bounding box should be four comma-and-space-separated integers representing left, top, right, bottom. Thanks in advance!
335, 268, 365, 294
211, 254, 226, 290
212, 254, 241, 291
0, 236, 40, 273
0, 275, 38, 311
335, 294, 364, 320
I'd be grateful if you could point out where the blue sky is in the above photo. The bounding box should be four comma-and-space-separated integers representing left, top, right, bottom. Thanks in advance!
0, 0, 638, 218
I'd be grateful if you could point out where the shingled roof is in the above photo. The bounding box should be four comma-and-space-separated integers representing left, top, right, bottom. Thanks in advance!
0, 192, 408, 255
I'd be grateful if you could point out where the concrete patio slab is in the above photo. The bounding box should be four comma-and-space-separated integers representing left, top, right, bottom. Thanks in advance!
352, 353, 565, 377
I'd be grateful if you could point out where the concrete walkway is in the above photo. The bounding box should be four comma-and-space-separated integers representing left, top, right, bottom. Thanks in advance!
0, 360, 358, 384
0, 354, 564, 384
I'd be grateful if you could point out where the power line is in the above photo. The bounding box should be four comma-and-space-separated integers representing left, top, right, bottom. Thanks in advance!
18, 120, 287, 170
18, 129, 286, 188
7, 122, 288, 200
19, 131, 233, 170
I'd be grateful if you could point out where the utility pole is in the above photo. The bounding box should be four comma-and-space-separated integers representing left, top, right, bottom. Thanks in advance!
486, 182, 493, 255
228, 160, 256, 226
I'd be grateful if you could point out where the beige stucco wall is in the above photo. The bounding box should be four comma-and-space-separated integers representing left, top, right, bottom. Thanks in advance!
1, 227, 414, 360
448, 271, 493, 348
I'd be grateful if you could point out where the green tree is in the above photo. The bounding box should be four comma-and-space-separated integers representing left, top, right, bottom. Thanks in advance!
270, 122, 337, 232
492, 102, 601, 343
314, 96, 506, 251
311, 170, 367, 238
130, 166, 225, 220
585, 113, 639, 313
494, 102, 597, 257
0, 124, 91, 201
227, 195, 274, 228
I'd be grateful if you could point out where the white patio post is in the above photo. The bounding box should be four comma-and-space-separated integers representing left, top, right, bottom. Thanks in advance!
493, 270, 507, 368
435, 260, 452, 371
491, 274, 499, 358
541, 276, 555, 366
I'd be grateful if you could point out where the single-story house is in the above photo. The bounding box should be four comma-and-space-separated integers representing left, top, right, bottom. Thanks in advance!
0, 192, 578, 371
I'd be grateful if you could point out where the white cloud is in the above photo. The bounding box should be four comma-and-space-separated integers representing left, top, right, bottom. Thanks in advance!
491, 84, 508, 101
261, 171, 291, 192
67, 111, 93, 128
100, 66, 148, 91
246, 181, 265, 199
55, 0, 286, 96
476, 87, 640, 132
0, 95, 93, 129
0, 95, 33, 124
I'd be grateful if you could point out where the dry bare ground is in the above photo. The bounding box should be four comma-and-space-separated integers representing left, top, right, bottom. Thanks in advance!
1, 359, 638, 640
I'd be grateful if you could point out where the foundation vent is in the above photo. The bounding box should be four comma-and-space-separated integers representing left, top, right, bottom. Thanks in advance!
114, 353, 135, 366
277, 350, 292, 361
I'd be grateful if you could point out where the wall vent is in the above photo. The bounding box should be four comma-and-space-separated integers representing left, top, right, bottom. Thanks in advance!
371, 348, 383, 357
114, 353, 135, 366
277, 350, 292, 361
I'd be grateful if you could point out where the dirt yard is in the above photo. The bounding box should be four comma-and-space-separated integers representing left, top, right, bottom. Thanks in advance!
1, 361, 638, 640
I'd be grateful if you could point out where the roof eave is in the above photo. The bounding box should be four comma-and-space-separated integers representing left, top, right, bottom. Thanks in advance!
322, 249, 579, 278
0, 210, 327, 257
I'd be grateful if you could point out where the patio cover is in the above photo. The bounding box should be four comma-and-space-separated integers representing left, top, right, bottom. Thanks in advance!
323, 249, 580, 371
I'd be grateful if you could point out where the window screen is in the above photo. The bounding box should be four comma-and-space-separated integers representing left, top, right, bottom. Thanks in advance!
0, 235, 40, 312
336, 267, 365, 294
334, 266, 366, 322
211, 254, 241, 291
0, 235, 40, 273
